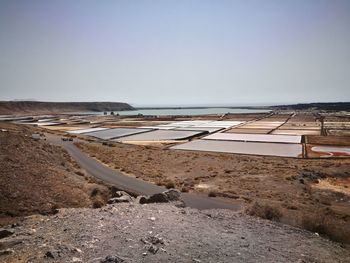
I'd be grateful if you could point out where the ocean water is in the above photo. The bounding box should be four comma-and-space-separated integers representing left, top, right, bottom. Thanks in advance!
77, 107, 270, 116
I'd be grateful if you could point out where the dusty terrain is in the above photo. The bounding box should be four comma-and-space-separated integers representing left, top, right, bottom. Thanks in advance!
75, 140, 350, 243
0, 123, 113, 226
1, 201, 349, 263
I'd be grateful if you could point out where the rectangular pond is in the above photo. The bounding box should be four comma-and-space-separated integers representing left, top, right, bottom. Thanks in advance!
174, 127, 224, 133
225, 128, 271, 134
203, 133, 302, 144
84, 128, 152, 139
272, 129, 320, 136
69, 127, 109, 134
307, 145, 350, 158
171, 140, 303, 158
115, 130, 206, 142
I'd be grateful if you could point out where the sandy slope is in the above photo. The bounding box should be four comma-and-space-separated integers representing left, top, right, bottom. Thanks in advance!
0, 123, 111, 225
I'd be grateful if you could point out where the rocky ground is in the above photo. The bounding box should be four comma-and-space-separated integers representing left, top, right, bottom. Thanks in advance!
1, 192, 349, 263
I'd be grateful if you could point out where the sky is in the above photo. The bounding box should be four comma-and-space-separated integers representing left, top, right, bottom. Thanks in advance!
0, 0, 350, 106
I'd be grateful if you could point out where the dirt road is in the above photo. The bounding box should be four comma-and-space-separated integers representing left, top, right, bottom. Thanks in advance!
46, 134, 240, 210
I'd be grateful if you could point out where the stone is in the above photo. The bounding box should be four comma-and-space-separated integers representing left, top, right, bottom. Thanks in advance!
108, 191, 133, 204
148, 236, 164, 245
163, 189, 181, 201
0, 229, 14, 239
44, 251, 56, 259
138, 190, 182, 204
115, 191, 131, 198
148, 245, 159, 254
107, 196, 132, 204
0, 249, 14, 256
100, 255, 125, 263
147, 193, 169, 203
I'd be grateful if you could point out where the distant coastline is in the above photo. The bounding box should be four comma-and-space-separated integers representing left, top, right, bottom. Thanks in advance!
0, 101, 349, 115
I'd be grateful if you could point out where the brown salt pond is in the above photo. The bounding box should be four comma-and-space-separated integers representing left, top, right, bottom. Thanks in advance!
272, 129, 320, 136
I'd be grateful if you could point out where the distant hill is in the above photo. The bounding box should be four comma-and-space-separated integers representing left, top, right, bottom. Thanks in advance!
0, 101, 134, 115
272, 102, 350, 111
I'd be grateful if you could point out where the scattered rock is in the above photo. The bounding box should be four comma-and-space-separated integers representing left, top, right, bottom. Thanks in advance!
0, 249, 14, 256
100, 255, 124, 263
115, 191, 132, 199
139, 190, 182, 204
108, 196, 131, 204
148, 235, 164, 245
0, 229, 14, 239
44, 250, 56, 259
108, 191, 133, 204
146, 193, 169, 203
148, 244, 159, 254
163, 189, 181, 201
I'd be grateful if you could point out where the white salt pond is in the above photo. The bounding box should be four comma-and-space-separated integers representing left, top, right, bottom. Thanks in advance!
69, 127, 109, 134
115, 130, 206, 142
84, 128, 152, 140
203, 133, 302, 144
171, 140, 303, 158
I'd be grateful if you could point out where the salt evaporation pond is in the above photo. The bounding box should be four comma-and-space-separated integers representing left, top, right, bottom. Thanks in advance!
171, 140, 303, 158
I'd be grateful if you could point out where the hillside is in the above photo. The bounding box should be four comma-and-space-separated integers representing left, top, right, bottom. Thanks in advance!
272, 102, 350, 111
0, 123, 112, 226
0, 101, 134, 115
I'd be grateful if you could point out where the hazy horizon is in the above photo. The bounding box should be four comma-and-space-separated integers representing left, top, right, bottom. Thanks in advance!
1, 0, 350, 105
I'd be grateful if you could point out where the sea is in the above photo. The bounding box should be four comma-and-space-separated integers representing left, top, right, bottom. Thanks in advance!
75, 107, 271, 116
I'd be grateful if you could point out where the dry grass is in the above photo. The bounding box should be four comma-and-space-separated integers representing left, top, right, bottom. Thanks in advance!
245, 201, 282, 221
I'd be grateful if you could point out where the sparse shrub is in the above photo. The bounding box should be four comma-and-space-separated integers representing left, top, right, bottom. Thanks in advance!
300, 208, 350, 243
181, 186, 189, 193
92, 200, 103, 208
75, 170, 84, 176
246, 201, 282, 221
165, 180, 175, 189
90, 187, 100, 197
208, 191, 217, 197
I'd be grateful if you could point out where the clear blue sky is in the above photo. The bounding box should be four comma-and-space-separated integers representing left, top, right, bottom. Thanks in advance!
1, 0, 349, 106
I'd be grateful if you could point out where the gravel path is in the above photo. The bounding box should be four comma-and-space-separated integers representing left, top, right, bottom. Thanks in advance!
1, 202, 349, 263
